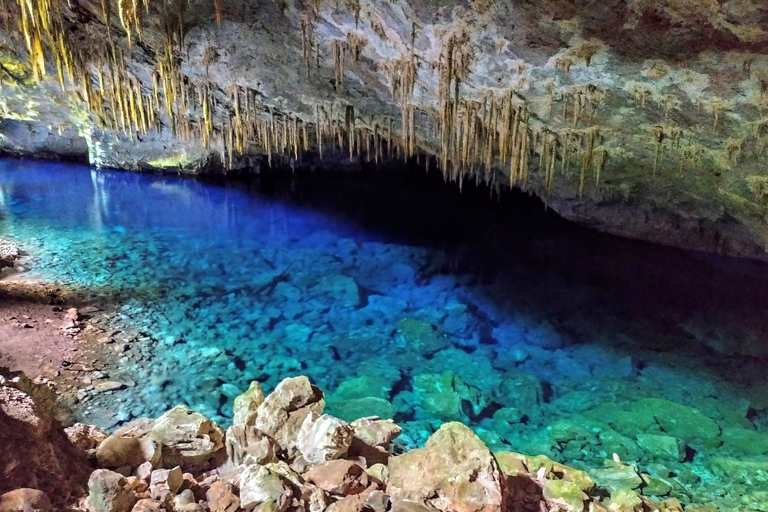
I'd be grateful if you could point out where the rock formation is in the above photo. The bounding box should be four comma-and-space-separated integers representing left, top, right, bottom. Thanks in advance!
0, 1, 768, 257
0, 368, 689, 512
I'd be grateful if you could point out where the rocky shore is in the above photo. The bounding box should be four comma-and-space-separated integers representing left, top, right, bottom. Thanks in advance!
1, 368, 685, 512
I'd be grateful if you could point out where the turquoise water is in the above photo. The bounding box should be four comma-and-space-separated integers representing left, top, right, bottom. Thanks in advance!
2, 158, 768, 509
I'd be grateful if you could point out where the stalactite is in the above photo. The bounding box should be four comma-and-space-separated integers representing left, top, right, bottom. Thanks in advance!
652, 126, 665, 176
332, 40, 346, 93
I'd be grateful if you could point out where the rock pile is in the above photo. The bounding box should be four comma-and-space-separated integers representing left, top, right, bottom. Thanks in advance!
0, 371, 687, 512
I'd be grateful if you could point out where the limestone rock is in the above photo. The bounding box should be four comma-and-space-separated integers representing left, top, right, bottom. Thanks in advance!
298, 414, 354, 465
239, 465, 293, 511
588, 464, 643, 492
388, 422, 506, 512
96, 436, 147, 469
0, 489, 52, 512
88, 470, 137, 512
232, 381, 266, 429
542, 480, 587, 512
254, 377, 325, 456
226, 425, 279, 467
351, 417, 402, 448
65, 423, 109, 451
206, 482, 240, 512
149, 467, 183, 500
148, 406, 225, 472
635, 434, 686, 462
305, 460, 370, 496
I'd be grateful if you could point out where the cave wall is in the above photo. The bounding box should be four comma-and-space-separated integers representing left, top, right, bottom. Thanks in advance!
1, 0, 768, 258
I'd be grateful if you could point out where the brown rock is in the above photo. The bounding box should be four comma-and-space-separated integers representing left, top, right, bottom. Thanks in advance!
65, 423, 109, 451
0, 489, 52, 512
305, 460, 369, 496
88, 469, 138, 512
388, 423, 506, 512
130, 499, 165, 512
205, 482, 240, 512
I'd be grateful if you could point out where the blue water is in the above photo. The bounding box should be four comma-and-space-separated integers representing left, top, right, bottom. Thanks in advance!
2, 158, 768, 509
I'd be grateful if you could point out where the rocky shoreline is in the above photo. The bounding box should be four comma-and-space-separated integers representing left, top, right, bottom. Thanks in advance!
1, 367, 684, 512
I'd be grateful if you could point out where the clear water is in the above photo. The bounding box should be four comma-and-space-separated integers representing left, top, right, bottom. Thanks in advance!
2, 158, 768, 509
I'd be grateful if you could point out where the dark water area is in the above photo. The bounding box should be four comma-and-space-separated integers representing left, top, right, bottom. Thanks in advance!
1, 158, 768, 509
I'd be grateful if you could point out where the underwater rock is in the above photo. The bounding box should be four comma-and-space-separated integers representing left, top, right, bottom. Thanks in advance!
633, 399, 721, 449
411, 373, 488, 422
329, 397, 397, 423
0, 489, 52, 512
87, 469, 137, 512
148, 406, 225, 472
395, 318, 450, 356
635, 434, 687, 462
388, 422, 505, 512
297, 414, 354, 465
588, 463, 643, 492
312, 275, 360, 308
720, 427, 768, 456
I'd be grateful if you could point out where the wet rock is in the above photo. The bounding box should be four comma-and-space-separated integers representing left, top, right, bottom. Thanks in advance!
635, 434, 686, 462
148, 406, 225, 472
388, 422, 505, 512
640, 474, 672, 497
314, 275, 360, 308
0, 489, 52, 512
305, 460, 370, 496
542, 480, 587, 512
297, 414, 354, 465
206, 482, 240, 512
88, 469, 137, 512
239, 465, 292, 511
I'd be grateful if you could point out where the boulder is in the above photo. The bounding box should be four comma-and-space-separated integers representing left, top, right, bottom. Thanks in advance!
148, 406, 225, 472
225, 425, 279, 467
351, 417, 402, 448
588, 464, 643, 492
88, 470, 137, 512
65, 423, 110, 451
542, 480, 587, 512
635, 434, 686, 462
149, 467, 183, 500
305, 460, 370, 496
232, 381, 265, 429
96, 436, 149, 469
388, 422, 506, 512
0, 489, 52, 512
297, 414, 354, 465
206, 482, 240, 512
253, 376, 325, 456
633, 399, 721, 449
239, 465, 293, 511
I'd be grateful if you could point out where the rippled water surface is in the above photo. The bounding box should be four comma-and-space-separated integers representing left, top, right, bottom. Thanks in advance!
2, 158, 768, 510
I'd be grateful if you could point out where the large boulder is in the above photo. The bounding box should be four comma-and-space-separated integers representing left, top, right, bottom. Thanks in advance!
297, 414, 354, 465
0, 368, 92, 505
253, 377, 325, 456
232, 381, 266, 429
148, 406, 225, 472
388, 423, 506, 512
